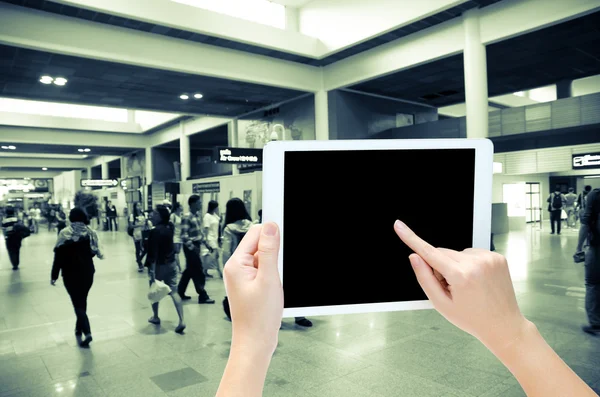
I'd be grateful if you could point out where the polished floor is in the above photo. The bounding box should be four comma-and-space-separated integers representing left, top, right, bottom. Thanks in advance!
1, 223, 599, 396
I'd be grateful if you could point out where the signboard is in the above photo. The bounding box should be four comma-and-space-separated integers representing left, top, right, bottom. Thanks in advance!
81, 179, 119, 187
572, 152, 600, 170
215, 147, 262, 164
193, 182, 220, 194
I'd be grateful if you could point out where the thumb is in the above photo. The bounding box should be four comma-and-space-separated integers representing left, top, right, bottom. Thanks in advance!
409, 254, 451, 308
257, 222, 281, 280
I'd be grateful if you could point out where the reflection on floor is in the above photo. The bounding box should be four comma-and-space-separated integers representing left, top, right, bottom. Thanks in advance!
1, 225, 599, 396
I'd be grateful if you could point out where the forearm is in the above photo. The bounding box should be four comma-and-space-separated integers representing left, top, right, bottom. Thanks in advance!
216, 340, 272, 397
489, 321, 596, 396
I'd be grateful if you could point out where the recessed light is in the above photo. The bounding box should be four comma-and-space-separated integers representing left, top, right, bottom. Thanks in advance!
53, 77, 67, 86
1, 146, 7, 150
194, 93, 203, 99
84, 148, 91, 152
42, 168, 48, 171
180, 94, 189, 100
40, 76, 53, 84
8, 146, 16, 150
78, 149, 84, 152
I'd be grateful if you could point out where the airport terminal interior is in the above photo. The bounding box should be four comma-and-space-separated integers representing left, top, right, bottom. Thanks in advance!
1, 0, 600, 395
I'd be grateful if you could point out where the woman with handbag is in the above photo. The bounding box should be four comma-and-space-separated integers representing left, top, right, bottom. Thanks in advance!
129, 203, 150, 272
51, 208, 103, 347
146, 205, 186, 334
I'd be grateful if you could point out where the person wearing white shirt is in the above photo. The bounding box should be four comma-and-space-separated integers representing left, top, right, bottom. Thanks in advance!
201, 200, 222, 278
170, 202, 184, 272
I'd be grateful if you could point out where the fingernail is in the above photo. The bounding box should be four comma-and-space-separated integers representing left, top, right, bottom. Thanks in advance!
394, 220, 405, 230
263, 222, 277, 236
409, 254, 420, 268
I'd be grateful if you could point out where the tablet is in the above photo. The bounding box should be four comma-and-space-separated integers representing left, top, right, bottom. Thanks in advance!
263, 138, 493, 318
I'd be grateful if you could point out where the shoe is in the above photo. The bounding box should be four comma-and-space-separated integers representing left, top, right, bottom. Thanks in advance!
12, 266, 18, 271
582, 325, 600, 335
137, 266, 144, 273
295, 318, 313, 327
148, 317, 161, 325
179, 293, 191, 300
198, 297, 215, 304
175, 324, 186, 334
79, 334, 93, 347
550, 232, 555, 235
204, 273, 214, 279
574, 251, 586, 263
75, 329, 83, 337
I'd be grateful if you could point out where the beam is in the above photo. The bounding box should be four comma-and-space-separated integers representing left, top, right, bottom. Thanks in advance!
0, 126, 146, 149
148, 116, 232, 147
0, 170, 60, 178
51, 0, 325, 57
322, 0, 600, 90
488, 101, 510, 110
0, 3, 322, 92
0, 157, 89, 169
0, 152, 88, 160
0, 111, 143, 134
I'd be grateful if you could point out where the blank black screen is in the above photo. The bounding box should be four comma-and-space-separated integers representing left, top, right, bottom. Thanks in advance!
283, 149, 475, 309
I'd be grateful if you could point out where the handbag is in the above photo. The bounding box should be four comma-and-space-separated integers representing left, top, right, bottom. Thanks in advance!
127, 225, 134, 237
147, 279, 171, 303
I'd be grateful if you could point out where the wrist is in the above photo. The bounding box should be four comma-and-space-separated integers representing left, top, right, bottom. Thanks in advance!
231, 333, 276, 364
483, 318, 538, 361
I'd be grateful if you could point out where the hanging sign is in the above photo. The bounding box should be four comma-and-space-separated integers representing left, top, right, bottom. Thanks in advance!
81, 179, 119, 187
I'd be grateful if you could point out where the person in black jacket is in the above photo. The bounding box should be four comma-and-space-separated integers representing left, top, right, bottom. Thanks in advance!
51, 208, 104, 347
2, 206, 29, 270
146, 205, 186, 334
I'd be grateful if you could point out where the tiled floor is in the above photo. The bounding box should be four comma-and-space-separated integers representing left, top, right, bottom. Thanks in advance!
1, 223, 599, 396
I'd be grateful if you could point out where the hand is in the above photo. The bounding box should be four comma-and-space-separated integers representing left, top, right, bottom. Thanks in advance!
50, 279, 56, 286
223, 222, 283, 355
393, 220, 529, 351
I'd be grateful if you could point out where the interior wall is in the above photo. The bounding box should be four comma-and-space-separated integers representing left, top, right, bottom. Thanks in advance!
492, 173, 549, 204
53, 170, 82, 208
577, 177, 600, 192
153, 147, 180, 182
328, 90, 438, 140
190, 149, 232, 178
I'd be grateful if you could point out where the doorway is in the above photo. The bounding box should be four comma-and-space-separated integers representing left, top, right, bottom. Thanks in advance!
525, 182, 541, 223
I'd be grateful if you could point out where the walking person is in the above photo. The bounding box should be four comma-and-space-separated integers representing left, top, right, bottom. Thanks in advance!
547, 186, 566, 235
51, 208, 103, 347
106, 201, 118, 231
575, 185, 594, 263
146, 205, 186, 334
56, 206, 67, 235
177, 195, 215, 304
129, 202, 150, 272
2, 206, 29, 270
170, 202, 184, 273
201, 200, 222, 279
580, 188, 600, 335
564, 187, 578, 228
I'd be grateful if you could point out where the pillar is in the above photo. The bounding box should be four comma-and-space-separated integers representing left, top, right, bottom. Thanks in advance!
228, 120, 239, 175
179, 121, 190, 182
463, 8, 488, 139
556, 80, 572, 99
127, 109, 136, 124
315, 90, 329, 141
86, 167, 92, 180
101, 161, 109, 180
145, 146, 153, 185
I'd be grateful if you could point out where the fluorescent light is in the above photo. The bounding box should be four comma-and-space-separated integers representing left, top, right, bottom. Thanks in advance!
1, 146, 7, 149
194, 93, 203, 99
53, 78, 67, 86
180, 94, 189, 100
84, 148, 91, 152
78, 149, 84, 152
8, 146, 16, 150
42, 167, 48, 171
40, 76, 53, 84
583, 175, 600, 179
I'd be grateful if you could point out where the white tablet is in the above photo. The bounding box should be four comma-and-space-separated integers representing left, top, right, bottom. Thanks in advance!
263, 138, 493, 318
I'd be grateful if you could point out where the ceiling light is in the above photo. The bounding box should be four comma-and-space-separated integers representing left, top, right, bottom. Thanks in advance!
84, 148, 91, 152
53, 77, 67, 86
78, 149, 84, 152
1, 146, 8, 150
42, 167, 48, 171
194, 93, 203, 99
40, 76, 53, 84
180, 94, 189, 100
8, 146, 16, 150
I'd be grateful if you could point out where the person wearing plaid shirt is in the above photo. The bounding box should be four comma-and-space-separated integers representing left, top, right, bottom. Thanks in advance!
177, 195, 215, 304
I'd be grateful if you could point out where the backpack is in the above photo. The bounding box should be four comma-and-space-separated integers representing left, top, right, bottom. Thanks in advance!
550, 193, 563, 211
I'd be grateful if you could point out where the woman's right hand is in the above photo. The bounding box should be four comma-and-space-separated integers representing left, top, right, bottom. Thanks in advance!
393, 220, 530, 352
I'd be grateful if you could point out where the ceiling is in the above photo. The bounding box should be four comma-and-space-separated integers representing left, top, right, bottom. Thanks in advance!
0, 44, 307, 117
1, 0, 502, 66
270, 0, 313, 6
349, 10, 600, 107
158, 124, 228, 150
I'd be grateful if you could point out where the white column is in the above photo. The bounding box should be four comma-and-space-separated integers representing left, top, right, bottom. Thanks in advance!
127, 109, 136, 124
228, 120, 239, 175
179, 121, 190, 182
145, 146, 153, 185
101, 161, 109, 180
315, 90, 329, 141
285, 7, 299, 32
463, 8, 488, 139
86, 167, 92, 180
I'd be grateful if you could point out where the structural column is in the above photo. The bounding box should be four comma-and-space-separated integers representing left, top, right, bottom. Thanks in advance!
228, 120, 239, 175
86, 167, 92, 180
101, 161, 109, 180
179, 121, 190, 182
145, 146, 153, 185
463, 8, 488, 139
315, 90, 329, 141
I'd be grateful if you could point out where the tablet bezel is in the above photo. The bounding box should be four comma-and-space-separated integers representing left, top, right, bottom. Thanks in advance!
263, 138, 494, 318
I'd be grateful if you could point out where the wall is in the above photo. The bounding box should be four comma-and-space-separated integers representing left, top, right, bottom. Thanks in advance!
152, 147, 180, 182
122, 150, 146, 180
237, 95, 315, 149
181, 171, 262, 221
328, 90, 439, 140
492, 173, 549, 204
190, 149, 232, 178
53, 170, 82, 208
577, 177, 600, 193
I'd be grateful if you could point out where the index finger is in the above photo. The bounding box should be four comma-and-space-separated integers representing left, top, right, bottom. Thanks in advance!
393, 220, 457, 276
232, 224, 262, 257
